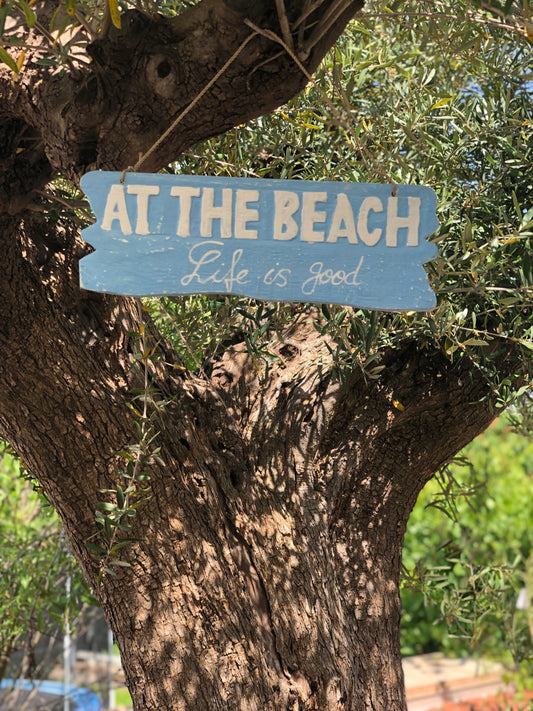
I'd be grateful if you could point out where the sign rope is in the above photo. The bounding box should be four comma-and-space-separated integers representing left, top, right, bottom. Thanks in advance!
244, 18, 398, 195
120, 31, 258, 182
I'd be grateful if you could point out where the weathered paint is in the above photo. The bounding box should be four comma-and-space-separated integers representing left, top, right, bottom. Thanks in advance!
80, 172, 439, 311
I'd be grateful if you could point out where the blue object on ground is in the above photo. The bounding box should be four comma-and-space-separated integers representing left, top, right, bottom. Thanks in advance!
0, 679, 101, 710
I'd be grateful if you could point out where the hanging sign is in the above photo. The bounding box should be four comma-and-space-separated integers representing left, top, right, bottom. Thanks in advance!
80, 172, 438, 311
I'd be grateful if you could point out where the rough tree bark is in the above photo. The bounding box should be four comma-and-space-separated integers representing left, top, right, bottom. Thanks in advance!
0, 1, 511, 709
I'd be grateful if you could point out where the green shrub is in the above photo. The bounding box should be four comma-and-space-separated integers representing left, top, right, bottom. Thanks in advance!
401, 410, 533, 662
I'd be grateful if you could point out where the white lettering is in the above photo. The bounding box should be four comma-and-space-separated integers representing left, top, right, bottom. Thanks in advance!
301, 192, 328, 243
170, 186, 201, 237
126, 184, 159, 234
181, 241, 249, 292
302, 256, 364, 296
201, 188, 232, 238
263, 268, 291, 287
101, 185, 132, 235
273, 191, 299, 240
327, 193, 358, 243
234, 190, 259, 239
358, 197, 383, 246
386, 196, 420, 246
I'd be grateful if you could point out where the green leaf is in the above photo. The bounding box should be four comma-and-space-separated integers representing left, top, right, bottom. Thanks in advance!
104, 517, 113, 540
0, 3, 13, 36
86, 542, 107, 555
99, 501, 117, 511
0, 46, 18, 74
463, 338, 490, 347
36, 58, 58, 67
108, 0, 121, 29
19, 0, 36, 27
109, 559, 131, 568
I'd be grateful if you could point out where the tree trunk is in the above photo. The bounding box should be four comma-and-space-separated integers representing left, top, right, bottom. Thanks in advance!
0, 212, 499, 708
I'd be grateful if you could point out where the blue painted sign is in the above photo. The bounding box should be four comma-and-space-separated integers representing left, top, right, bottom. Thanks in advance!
80, 172, 438, 311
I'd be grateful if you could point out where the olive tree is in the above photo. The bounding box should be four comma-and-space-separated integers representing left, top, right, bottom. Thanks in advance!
0, 0, 532, 708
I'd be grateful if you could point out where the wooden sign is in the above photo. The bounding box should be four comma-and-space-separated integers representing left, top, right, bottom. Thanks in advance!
80, 172, 438, 311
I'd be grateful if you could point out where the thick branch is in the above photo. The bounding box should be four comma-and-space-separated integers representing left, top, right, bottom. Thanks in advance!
1, 0, 363, 201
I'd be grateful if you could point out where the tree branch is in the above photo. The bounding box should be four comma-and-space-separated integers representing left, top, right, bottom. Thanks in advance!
1, 0, 364, 196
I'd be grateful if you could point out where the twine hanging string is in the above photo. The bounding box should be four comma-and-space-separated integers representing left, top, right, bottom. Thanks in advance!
243, 19, 398, 197
121, 30, 258, 182
120, 17, 397, 194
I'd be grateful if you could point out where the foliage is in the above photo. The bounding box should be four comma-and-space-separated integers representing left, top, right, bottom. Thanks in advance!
400, 408, 533, 664
0, 449, 90, 680
0, 0, 202, 78
86, 311, 167, 584
2, 0, 531, 400
148, 295, 300, 375
142, 0, 533, 406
